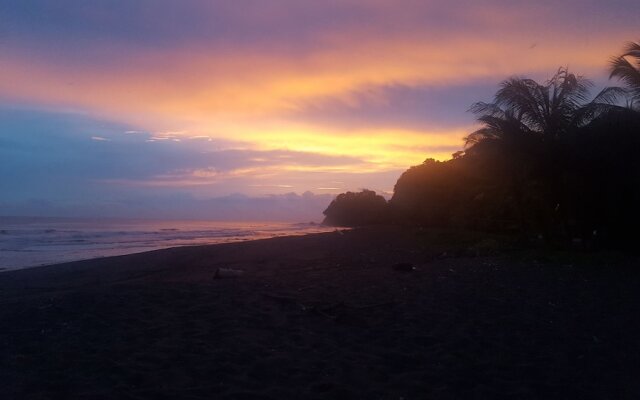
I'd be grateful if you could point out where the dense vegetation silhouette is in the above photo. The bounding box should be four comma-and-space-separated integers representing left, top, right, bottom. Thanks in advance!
322, 189, 388, 227
324, 43, 640, 249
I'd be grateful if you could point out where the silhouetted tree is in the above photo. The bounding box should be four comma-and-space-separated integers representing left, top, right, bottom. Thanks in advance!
323, 190, 388, 226
391, 159, 465, 227
610, 41, 640, 107
465, 68, 623, 240
466, 67, 621, 144
334, 52, 640, 249
565, 105, 640, 247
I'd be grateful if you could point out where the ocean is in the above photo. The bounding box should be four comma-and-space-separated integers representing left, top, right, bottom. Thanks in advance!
0, 217, 335, 272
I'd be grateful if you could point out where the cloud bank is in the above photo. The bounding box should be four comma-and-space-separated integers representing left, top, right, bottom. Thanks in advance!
0, 0, 637, 218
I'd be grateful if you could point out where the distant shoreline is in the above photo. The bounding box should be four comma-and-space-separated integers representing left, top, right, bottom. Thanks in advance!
1, 229, 346, 274
0, 218, 336, 272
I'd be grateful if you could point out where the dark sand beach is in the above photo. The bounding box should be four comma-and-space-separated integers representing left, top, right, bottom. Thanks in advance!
1, 227, 639, 399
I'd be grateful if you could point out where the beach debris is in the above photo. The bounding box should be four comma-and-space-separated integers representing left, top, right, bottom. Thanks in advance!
392, 262, 416, 272
214, 267, 245, 279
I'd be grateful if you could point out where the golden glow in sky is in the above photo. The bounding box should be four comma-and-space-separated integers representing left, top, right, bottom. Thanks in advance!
0, 0, 637, 212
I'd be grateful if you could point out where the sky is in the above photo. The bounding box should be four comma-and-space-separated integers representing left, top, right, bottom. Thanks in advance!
0, 0, 638, 220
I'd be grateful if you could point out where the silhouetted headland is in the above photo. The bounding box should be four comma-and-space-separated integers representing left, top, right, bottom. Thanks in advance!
324, 61, 640, 251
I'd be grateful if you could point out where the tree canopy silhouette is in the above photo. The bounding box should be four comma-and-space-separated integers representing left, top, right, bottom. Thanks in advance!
328, 45, 640, 249
466, 67, 622, 145
323, 189, 388, 227
610, 41, 640, 107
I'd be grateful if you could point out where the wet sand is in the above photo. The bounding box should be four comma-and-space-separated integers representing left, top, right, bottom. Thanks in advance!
1, 226, 639, 399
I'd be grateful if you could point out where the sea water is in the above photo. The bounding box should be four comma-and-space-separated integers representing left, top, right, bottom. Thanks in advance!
0, 217, 334, 271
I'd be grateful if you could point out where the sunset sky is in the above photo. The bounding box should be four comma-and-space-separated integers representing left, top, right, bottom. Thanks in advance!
1, 0, 637, 219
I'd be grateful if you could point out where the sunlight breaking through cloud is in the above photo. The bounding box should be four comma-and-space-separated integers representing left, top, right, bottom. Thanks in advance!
0, 0, 637, 217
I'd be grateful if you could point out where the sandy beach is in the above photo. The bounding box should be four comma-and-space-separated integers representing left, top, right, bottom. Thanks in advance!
1, 226, 639, 399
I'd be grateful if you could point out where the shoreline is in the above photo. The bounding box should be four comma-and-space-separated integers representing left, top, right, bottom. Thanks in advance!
0, 219, 340, 274
0, 229, 343, 277
1, 226, 639, 399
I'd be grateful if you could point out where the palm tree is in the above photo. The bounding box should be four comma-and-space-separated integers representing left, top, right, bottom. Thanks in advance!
466, 67, 621, 145
610, 41, 640, 107
463, 68, 622, 240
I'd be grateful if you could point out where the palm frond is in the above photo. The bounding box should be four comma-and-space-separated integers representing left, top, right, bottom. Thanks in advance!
573, 103, 618, 127
495, 77, 547, 132
465, 65, 627, 148
468, 102, 504, 118
621, 41, 640, 60
610, 42, 640, 100
591, 86, 627, 104
609, 56, 640, 85
465, 128, 500, 146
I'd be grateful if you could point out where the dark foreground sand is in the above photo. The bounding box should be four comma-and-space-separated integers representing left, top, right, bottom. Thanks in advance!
1, 226, 639, 399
